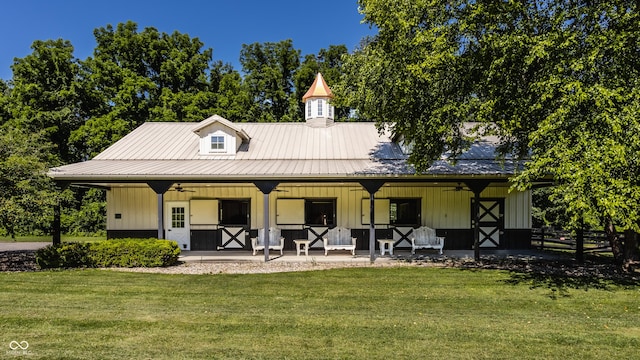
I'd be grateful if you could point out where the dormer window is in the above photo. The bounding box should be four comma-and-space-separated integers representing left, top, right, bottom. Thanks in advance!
194, 115, 250, 156
318, 99, 323, 116
307, 101, 312, 117
210, 135, 225, 151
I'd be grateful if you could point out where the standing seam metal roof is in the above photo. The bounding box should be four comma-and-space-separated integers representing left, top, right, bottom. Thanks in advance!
50, 117, 520, 180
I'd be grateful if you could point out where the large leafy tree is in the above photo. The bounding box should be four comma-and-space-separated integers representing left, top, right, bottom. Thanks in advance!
508, 1, 640, 268
240, 39, 300, 122
337, 1, 473, 168
208, 61, 252, 122
344, 0, 640, 269
71, 21, 218, 158
8, 39, 92, 163
0, 126, 56, 238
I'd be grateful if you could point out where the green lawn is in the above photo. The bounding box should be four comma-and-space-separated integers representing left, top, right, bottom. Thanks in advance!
0, 267, 638, 359
0, 235, 105, 243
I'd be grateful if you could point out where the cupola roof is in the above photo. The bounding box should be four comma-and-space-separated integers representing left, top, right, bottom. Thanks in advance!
302, 72, 334, 101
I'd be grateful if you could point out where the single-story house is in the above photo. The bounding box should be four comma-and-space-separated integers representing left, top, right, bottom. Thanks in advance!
48, 73, 532, 259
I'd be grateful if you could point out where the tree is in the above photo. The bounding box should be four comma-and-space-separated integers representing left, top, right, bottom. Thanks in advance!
0, 126, 56, 238
336, 1, 473, 169
473, 1, 640, 269
240, 40, 300, 122
208, 61, 252, 122
8, 39, 91, 163
345, 0, 640, 269
71, 21, 219, 157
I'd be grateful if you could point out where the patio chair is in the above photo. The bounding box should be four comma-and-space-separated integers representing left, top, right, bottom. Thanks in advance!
323, 227, 356, 256
251, 227, 285, 256
411, 226, 444, 255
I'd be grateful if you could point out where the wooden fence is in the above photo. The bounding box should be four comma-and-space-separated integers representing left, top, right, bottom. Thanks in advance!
531, 228, 614, 253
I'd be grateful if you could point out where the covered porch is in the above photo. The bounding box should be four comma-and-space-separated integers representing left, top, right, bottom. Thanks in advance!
51, 177, 532, 263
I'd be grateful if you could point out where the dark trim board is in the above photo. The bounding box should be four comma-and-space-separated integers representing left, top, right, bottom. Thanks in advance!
435, 228, 532, 250
191, 230, 219, 251
106, 227, 533, 251
107, 230, 158, 239
437, 229, 474, 250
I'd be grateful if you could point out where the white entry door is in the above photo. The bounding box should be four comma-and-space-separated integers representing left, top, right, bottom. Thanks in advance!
166, 201, 190, 250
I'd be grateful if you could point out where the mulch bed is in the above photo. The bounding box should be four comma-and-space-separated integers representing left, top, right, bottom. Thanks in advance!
0, 250, 38, 272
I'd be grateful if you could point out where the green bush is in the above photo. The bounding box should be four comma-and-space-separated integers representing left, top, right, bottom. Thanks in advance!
35, 239, 181, 269
90, 239, 180, 268
36, 242, 93, 269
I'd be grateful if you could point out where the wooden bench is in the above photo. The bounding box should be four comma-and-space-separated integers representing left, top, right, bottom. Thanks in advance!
323, 227, 356, 256
411, 226, 444, 255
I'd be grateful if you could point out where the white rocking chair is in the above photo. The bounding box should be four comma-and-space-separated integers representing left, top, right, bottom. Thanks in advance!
251, 227, 285, 256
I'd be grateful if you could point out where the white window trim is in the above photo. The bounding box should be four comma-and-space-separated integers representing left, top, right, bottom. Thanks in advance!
209, 134, 226, 153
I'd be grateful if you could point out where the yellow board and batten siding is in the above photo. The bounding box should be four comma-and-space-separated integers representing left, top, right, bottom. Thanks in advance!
107, 184, 531, 231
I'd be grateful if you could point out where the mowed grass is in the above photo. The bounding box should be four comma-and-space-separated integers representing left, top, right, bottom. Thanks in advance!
0, 267, 638, 359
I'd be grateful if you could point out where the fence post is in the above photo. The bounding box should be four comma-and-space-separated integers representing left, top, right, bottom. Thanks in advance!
576, 220, 584, 264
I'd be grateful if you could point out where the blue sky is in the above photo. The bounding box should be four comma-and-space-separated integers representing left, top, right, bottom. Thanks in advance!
0, 0, 376, 80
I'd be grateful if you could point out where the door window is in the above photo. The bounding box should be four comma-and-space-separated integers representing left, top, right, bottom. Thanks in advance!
171, 207, 185, 228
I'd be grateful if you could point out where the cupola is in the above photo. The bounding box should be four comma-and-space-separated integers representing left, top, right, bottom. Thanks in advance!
302, 73, 335, 127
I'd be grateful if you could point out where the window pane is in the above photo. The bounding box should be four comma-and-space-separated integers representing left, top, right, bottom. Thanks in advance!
317, 99, 323, 116
172, 207, 185, 228
220, 200, 249, 225
390, 199, 420, 225
305, 199, 335, 226
211, 136, 225, 150
307, 101, 311, 117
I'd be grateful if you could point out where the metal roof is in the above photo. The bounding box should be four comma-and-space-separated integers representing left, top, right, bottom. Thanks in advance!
49, 117, 519, 182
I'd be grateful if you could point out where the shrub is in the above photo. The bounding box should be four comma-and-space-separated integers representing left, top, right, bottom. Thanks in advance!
36, 242, 93, 269
35, 239, 181, 269
90, 239, 180, 268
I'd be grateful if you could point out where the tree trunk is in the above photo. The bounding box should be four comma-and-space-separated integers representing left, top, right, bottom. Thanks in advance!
604, 216, 624, 268
622, 229, 639, 272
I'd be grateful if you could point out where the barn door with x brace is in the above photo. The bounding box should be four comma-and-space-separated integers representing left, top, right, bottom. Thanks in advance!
471, 198, 504, 248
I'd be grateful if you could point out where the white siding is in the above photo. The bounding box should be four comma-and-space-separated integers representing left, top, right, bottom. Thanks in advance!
106, 184, 531, 231
107, 187, 157, 230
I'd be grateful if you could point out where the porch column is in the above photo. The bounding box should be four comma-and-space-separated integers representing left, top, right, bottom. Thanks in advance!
465, 180, 491, 261
360, 180, 386, 263
52, 181, 70, 245
147, 181, 174, 239
254, 181, 280, 262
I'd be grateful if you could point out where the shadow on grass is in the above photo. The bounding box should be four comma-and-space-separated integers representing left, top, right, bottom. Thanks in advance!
451, 254, 640, 299
502, 261, 640, 299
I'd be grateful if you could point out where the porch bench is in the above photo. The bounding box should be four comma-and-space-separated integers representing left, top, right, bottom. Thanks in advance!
251, 227, 285, 256
323, 227, 356, 256
411, 226, 445, 255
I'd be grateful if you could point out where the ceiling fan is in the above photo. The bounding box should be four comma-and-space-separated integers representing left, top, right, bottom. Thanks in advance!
170, 183, 195, 193
444, 182, 471, 192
